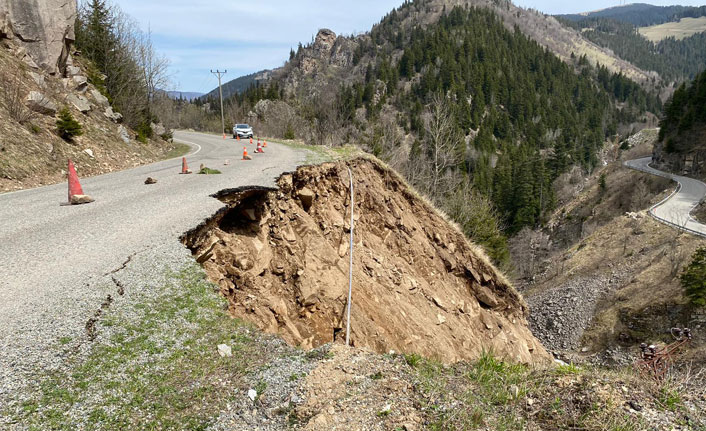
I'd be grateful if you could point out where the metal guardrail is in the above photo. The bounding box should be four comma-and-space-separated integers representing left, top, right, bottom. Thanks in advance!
623, 160, 706, 239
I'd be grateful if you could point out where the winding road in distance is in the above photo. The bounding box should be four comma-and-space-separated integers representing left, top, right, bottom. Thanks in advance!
625, 156, 706, 237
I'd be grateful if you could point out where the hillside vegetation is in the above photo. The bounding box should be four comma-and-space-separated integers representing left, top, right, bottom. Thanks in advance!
558, 3, 706, 27
559, 16, 706, 84
654, 69, 706, 175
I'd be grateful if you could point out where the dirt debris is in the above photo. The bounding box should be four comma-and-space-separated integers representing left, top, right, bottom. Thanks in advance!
184, 158, 549, 364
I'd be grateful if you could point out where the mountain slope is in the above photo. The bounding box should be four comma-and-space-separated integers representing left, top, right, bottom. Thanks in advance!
558, 3, 706, 27
654, 69, 706, 175
202, 70, 267, 101
239, 2, 660, 242
558, 13, 706, 84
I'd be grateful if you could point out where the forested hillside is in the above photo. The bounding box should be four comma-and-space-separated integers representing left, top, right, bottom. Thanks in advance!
171, 3, 661, 266
202, 71, 263, 101
558, 3, 706, 27
655, 70, 706, 175
559, 16, 706, 83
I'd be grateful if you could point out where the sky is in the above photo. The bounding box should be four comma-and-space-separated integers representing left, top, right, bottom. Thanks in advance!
114, 0, 706, 93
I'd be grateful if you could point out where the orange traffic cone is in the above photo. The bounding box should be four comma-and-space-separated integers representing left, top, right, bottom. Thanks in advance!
263, 140, 267, 148
242, 146, 251, 160
237, 135, 240, 141
255, 139, 264, 153
67, 159, 94, 205
249, 137, 253, 145
180, 157, 192, 174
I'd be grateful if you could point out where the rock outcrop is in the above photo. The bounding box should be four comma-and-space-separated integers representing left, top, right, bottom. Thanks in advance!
0, 0, 77, 75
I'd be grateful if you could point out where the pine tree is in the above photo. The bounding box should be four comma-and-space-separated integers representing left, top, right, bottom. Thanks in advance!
56, 108, 83, 141
681, 247, 706, 307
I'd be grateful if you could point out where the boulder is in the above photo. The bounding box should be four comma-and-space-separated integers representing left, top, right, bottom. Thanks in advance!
150, 122, 166, 136
117, 125, 130, 143
0, 0, 77, 75
70, 194, 94, 205
67, 94, 90, 113
29, 71, 45, 88
26, 91, 56, 115
104, 107, 122, 123
66, 65, 81, 77
83, 148, 94, 158
298, 187, 315, 210
144, 177, 157, 185
90, 89, 109, 107
72, 75, 88, 91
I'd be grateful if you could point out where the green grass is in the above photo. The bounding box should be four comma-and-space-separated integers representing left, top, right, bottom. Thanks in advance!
276, 139, 363, 165
198, 167, 222, 175
414, 352, 651, 431
13, 265, 263, 430
163, 143, 191, 160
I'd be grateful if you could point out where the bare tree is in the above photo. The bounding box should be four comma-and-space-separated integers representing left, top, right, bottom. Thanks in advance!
135, 26, 170, 118
423, 93, 461, 197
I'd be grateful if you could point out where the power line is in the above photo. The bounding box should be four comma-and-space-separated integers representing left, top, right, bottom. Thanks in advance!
210, 69, 227, 139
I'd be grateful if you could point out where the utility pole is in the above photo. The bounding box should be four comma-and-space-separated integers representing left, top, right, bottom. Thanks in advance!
211, 69, 227, 139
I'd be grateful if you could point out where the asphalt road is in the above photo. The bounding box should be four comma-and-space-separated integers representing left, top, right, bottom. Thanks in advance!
625, 156, 706, 236
0, 131, 310, 403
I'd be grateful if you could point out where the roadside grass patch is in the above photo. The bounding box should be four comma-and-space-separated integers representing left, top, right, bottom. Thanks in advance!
277, 139, 363, 164
198, 167, 221, 175
14, 265, 265, 430
414, 353, 652, 431
164, 142, 191, 159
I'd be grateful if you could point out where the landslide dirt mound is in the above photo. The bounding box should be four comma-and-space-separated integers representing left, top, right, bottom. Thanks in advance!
183, 158, 549, 364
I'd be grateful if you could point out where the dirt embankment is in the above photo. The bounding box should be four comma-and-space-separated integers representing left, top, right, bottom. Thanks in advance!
184, 158, 549, 364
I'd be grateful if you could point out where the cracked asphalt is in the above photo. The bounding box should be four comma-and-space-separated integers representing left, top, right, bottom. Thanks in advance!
0, 131, 310, 409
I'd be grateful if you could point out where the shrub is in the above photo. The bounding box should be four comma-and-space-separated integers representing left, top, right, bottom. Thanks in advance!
56, 108, 83, 141
680, 247, 706, 307
284, 123, 295, 140
135, 121, 153, 144
1, 71, 35, 124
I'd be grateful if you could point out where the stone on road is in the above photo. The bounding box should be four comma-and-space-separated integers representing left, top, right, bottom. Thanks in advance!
625, 156, 706, 236
0, 131, 310, 411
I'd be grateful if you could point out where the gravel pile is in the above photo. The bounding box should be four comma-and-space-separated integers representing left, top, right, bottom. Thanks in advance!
526, 268, 628, 352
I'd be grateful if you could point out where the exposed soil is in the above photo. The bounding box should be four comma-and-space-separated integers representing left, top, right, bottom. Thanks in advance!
184, 158, 549, 364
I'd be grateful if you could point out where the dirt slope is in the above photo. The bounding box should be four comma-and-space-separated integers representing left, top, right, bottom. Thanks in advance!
184, 158, 549, 364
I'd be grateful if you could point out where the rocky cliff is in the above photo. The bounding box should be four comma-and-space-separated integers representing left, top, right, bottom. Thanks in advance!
0, 0, 76, 75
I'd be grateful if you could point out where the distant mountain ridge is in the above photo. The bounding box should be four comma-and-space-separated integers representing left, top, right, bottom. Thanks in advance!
166, 91, 204, 101
202, 71, 269, 101
558, 3, 706, 27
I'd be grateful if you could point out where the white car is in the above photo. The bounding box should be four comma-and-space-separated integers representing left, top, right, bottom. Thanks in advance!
233, 124, 253, 139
